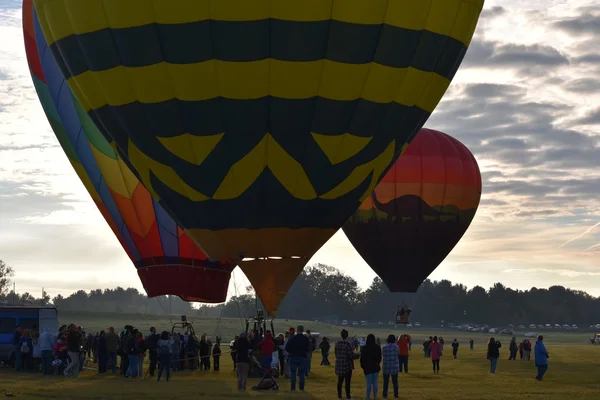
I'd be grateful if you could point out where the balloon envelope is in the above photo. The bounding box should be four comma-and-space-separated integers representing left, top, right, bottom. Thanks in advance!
343, 128, 482, 292
23, 0, 235, 303
33, 0, 484, 314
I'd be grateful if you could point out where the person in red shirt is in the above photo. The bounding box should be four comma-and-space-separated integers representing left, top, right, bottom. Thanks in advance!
259, 331, 275, 369
397, 334, 411, 373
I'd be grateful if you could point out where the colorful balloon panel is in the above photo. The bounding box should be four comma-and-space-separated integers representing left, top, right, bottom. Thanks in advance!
33, 0, 484, 315
23, 0, 235, 303
343, 128, 482, 292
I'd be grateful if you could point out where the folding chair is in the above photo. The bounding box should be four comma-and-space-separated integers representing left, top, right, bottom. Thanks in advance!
250, 355, 279, 391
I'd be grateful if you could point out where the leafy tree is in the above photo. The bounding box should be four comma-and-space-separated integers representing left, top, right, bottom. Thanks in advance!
0, 259, 14, 295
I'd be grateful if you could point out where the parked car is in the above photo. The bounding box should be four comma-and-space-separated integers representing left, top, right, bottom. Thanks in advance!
529, 324, 537, 329
360, 321, 367, 326
341, 320, 348, 326
500, 329, 514, 335
414, 322, 421, 327
524, 332, 537, 338
518, 325, 526, 329
352, 321, 359, 326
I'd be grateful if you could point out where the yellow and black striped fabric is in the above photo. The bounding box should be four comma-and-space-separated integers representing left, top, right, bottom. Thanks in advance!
34, 0, 484, 263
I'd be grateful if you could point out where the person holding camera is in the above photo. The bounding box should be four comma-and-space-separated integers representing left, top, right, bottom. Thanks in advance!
486, 337, 502, 373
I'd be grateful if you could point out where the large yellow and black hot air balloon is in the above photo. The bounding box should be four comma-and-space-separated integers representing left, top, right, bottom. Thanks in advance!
33, 0, 484, 315
24, 0, 236, 303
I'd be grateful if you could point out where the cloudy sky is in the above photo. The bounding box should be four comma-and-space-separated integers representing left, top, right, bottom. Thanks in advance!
0, 0, 599, 301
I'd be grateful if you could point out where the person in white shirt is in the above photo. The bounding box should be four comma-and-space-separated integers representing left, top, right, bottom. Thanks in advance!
38, 329, 55, 375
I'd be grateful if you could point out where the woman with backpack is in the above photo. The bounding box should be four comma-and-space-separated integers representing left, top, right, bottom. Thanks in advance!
18, 330, 33, 371
360, 334, 382, 400
157, 331, 174, 382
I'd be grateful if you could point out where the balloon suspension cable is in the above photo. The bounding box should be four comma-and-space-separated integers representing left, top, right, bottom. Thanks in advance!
156, 296, 174, 326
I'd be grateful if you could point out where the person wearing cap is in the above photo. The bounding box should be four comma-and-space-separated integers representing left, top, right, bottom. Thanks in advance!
285, 325, 311, 391
106, 327, 119, 373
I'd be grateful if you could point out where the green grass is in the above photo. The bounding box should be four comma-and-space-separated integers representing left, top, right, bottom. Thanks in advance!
1, 311, 599, 399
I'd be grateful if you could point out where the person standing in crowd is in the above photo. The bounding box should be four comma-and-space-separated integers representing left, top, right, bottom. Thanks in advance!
13, 326, 23, 371
97, 330, 108, 373
18, 330, 33, 371
125, 329, 141, 378
452, 339, 459, 359
230, 335, 238, 371
277, 333, 286, 376
120, 326, 131, 376
423, 337, 432, 358
199, 334, 211, 371
105, 326, 119, 373
305, 330, 317, 376
509, 337, 518, 360
157, 331, 174, 382
487, 337, 502, 374
335, 329, 359, 400
54, 335, 68, 376
319, 337, 331, 366
38, 328, 54, 375
136, 331, 146, 377
64, 325, 81, 378
523, 339, 532, 361
382, 334, 400, 399
518, 340, 525, 360
285, 325, 311, 392
429, 336, 441, 374
259, 330, 275, 370
397, 333, 411, 373
171, 332, 181, 372
85, 332, 93, 359
212, 339, 221, 371
534, 335, 549, 381
469, 338, 474, 351
360, 334, 381, 400
145, 327, 160, 377
234, 332, 251, 391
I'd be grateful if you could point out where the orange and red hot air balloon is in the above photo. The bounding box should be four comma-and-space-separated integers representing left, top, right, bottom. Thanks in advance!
343, 128, 482, 298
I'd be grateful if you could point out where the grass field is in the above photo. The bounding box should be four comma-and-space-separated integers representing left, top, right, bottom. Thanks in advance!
1, 311, 599, 399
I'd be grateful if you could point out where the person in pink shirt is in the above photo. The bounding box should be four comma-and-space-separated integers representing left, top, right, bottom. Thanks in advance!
429, 336, 442, 374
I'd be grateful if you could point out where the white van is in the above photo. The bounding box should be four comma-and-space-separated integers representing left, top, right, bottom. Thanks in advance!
0, 306, 58, 364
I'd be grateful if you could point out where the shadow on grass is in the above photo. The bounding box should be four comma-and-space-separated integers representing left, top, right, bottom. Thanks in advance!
0, 369, 321, 399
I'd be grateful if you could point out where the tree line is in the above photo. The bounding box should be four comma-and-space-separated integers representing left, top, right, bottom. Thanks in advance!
2, 259, 600, 326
